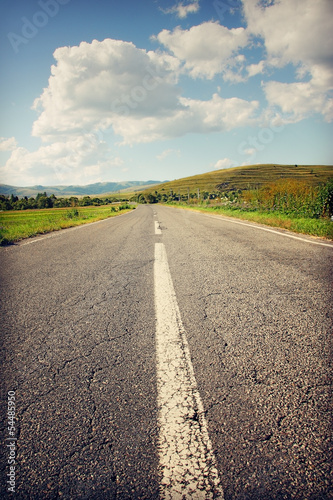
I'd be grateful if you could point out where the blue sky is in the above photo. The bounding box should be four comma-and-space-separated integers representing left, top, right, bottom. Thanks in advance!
0, 0, 332, 186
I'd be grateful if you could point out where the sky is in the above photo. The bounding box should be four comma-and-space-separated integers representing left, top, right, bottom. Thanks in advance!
0, 0, 332, 187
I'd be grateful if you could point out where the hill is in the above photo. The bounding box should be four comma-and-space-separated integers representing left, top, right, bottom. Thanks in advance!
140, 164, 333, 197
0, 180, 162, 198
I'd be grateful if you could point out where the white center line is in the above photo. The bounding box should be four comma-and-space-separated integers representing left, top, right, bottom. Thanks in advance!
154, 242, 224, 499
155, 221, 162, 235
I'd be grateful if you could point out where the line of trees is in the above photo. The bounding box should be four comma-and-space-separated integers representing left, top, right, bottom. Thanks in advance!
0, 192, 117, 211
134, 190, 221, 204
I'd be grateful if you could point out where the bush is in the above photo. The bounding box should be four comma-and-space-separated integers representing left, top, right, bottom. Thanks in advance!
66, 208, 79, 219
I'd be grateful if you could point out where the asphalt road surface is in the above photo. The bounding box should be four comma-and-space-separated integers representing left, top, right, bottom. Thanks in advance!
1, 205, 332, 499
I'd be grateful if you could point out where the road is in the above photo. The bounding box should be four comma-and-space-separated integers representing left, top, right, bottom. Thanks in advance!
0, 204, 332, 499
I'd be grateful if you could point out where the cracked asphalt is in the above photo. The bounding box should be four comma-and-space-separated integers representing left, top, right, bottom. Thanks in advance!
1, 204, 332, 499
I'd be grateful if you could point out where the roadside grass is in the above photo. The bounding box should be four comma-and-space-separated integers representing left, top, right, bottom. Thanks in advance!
0, 204, 135, 245
167, 203, 333, 240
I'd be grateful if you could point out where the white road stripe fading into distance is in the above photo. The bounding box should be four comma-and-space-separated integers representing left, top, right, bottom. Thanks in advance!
155, 221, 162, 235
154, 242, 223, 499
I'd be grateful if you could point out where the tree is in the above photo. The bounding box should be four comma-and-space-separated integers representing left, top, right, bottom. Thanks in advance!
36, 192, 48, 200
146, 193, 157, 204
91, 197, 103, 206
79, 196, 91, 206
69, 197, 79, 207
10, 194, 19, 205
27, 197, 37, 209
137, 194, 146, 204
37, 196, 52, 209
14, 198, 28, 210
0, 195, 12, 210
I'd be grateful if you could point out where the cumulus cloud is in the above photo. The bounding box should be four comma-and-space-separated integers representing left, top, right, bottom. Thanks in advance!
32, 39, 181, 142
154, 22, 248, 79
243, 0, 333, 73
112, 93, 259, 144
247, 60, 265, 77
179, 94, 259, 131
263, 80, 333, 123
162, 1, 200, 18
243, 0, 333, 121
31, 38, 258, 145
0, 137, 18, 151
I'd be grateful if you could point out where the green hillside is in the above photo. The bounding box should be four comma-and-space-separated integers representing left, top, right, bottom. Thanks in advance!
141, 164, 333, 197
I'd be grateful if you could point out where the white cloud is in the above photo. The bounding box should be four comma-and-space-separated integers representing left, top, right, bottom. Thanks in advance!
243, 0, 333, 121
243, 0, 333, 69
154, 22, 248, 79
263, 80, 333, 123
32, 39, 181, 142
247, 60, 265, 77
214, 158, 237, 169
0, 135, 122, 186
31, 38, 258, 145
112, 93, 259, 144
179, 93, 259, 131
162, 1, 200, 18
0, 137, 18, 151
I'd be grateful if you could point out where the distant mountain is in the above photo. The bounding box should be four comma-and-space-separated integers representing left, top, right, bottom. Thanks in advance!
0, 180, 163, 198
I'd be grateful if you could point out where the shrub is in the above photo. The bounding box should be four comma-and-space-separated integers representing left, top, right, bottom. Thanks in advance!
66, 208, 79, 219
240, 179, 333, 218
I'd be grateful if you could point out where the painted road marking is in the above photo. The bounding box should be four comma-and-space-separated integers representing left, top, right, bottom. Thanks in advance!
155, 221, 162, 235
154, 242, 223, 499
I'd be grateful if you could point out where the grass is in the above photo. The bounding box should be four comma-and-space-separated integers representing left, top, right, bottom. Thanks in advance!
0, 204, 135, 246
167, 203, 333, 240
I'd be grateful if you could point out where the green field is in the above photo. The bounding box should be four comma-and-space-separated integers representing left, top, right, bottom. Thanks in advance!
140, 164, 333, 198
0, 204, 134, 246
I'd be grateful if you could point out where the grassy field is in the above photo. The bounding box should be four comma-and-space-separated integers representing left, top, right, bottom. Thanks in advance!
0, 204, 134, 246
140, 164, 333, 198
